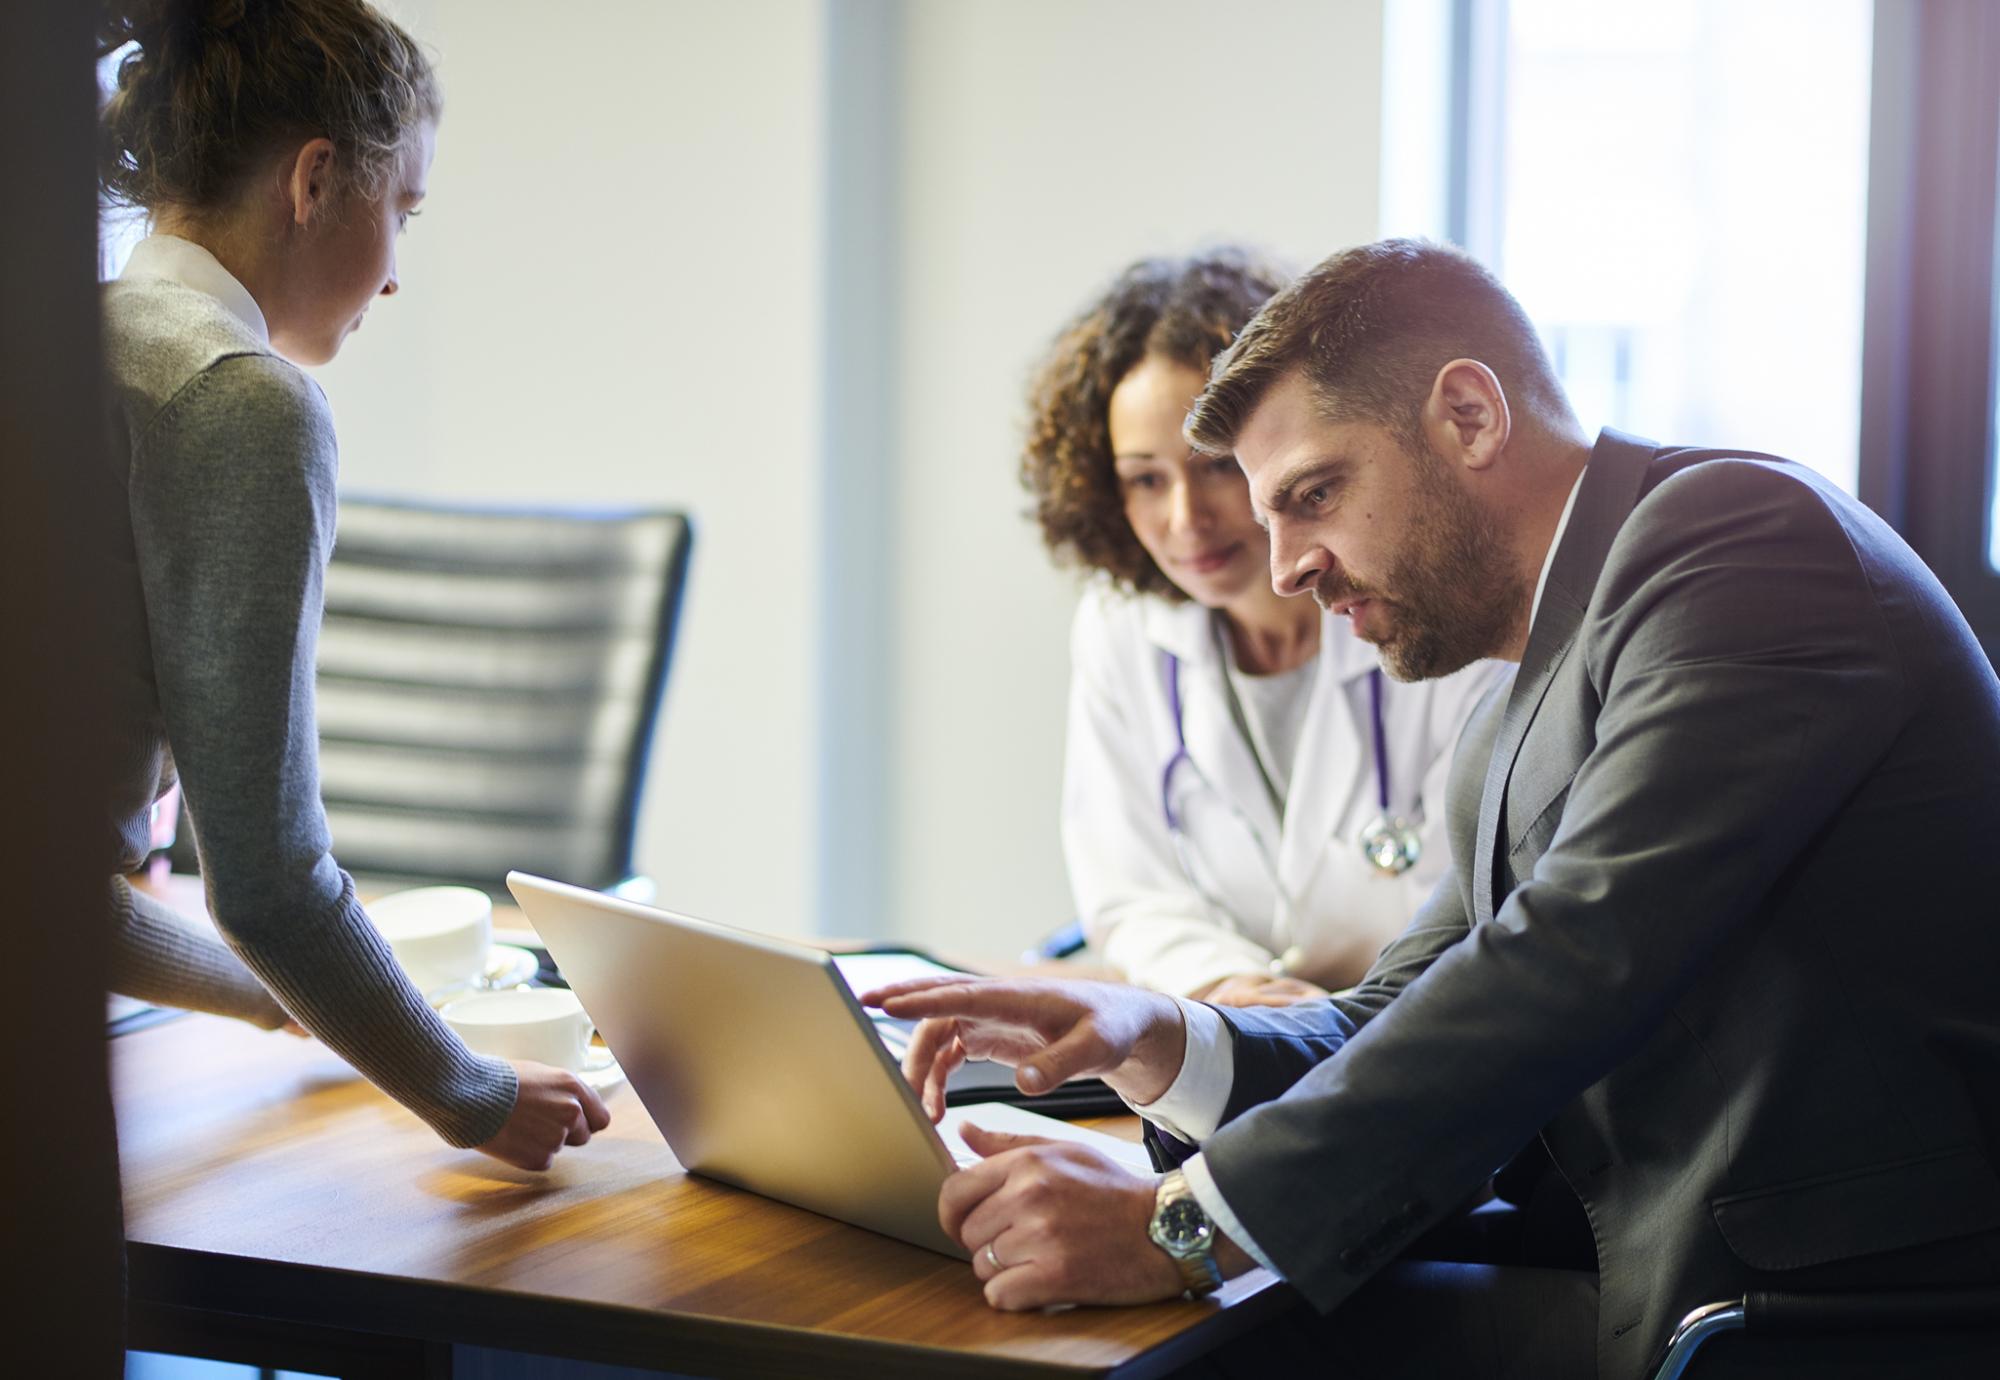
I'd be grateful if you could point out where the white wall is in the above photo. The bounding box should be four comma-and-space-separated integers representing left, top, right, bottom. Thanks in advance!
319, 0, 1387, 956
323, 0, 829, 938
888, 0, 1386, 961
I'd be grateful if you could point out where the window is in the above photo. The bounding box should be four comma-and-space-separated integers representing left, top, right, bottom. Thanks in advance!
1392, 0, 2000, 656
1855, 1, 2000, 656
1437, 0, 1877, 491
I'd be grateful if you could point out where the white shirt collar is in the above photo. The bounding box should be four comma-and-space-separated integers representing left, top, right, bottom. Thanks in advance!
1527, 466, 1588, 636
120, 234, 270, 345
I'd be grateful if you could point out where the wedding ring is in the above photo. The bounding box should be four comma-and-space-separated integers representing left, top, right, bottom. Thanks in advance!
984, 1241, 1003, 1271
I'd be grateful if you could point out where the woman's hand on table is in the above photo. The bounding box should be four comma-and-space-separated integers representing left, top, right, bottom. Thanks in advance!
476, 1061, 611, 1171
1190, 973, 1328, 1007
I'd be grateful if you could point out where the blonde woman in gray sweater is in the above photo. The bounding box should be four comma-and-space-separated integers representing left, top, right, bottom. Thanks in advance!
98, 0, 607, 1170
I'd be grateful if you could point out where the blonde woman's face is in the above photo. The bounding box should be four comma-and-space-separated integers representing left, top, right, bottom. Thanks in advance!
273, 122, 434, 366
1107, 354, 1270, 608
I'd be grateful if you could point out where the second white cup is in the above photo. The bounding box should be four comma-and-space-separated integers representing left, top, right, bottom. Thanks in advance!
440, 987, 603, 1072
369, 886, 493, 996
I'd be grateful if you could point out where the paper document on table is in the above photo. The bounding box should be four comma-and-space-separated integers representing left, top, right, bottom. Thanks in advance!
938, 1101, 1154, 1173
832, 950, 965, 993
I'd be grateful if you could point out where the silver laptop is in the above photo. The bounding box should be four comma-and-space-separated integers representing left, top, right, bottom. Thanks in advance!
507, 871, 990, 1257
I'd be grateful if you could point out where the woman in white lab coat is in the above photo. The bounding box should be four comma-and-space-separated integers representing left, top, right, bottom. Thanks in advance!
1021, 251, 1503, 1004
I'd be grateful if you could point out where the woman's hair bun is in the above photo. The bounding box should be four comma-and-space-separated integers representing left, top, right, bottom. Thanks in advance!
95, 1, 240, 59
98, 0, 439, 215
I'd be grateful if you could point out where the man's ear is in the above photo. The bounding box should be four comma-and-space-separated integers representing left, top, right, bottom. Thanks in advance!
1424, 359, 1511, 472
283, 138, 339, 228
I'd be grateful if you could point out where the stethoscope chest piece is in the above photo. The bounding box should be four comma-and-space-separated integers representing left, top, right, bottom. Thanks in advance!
1359, 811, 1423, 876
1357, 668, 1422, 876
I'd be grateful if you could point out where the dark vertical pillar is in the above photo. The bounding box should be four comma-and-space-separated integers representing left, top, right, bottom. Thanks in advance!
0, 2, 125, 1375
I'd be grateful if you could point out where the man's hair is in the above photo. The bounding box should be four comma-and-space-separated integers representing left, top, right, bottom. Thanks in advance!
1184, 238, 1575, 456
1021, 248, 1288, 599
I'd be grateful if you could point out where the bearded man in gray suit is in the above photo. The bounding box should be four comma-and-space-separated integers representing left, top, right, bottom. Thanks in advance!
863, 240, 2000, 1378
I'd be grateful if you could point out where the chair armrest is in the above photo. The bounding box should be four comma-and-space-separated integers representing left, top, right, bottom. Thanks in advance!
1747, 1287, 2000, 1334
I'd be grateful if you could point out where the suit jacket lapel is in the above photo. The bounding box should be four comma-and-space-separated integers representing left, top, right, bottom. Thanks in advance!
1471, 430, 1657, 926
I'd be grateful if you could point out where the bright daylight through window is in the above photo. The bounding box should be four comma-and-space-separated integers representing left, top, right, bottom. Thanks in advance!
1387, 0, 1877, 495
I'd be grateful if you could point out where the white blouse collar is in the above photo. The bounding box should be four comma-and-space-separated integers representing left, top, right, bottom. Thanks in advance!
120, 234, 270, 345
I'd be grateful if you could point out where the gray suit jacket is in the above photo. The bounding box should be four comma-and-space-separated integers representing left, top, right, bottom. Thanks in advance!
1188, 430, 2000, 1378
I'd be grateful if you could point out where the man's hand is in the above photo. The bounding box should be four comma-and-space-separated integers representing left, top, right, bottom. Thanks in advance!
1192, 973, 1329, 1007
947, 1125, 1183, 1310
859, 977, 1186, 1120
475, 1061, 612, 1171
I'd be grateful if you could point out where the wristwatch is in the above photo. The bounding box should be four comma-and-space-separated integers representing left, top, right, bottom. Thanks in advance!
1147, 1170, 1223, 1298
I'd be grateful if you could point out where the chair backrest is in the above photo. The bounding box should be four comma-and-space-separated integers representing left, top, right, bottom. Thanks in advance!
308, 497, 692, 896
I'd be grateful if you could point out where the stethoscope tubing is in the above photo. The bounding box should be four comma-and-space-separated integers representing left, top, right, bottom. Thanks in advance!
1159, 653, 1393, 833
1159, 650, 1419, 920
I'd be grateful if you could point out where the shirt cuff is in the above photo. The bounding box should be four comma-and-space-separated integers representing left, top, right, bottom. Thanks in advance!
1127, 997, 1234, 1143
1184, 1151, 1281, 1277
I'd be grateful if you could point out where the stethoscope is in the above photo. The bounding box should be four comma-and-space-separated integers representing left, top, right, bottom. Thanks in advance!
1159, 653, 1424, 893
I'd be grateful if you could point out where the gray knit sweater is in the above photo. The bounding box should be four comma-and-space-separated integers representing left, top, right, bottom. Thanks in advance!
101, 274, 516, 1148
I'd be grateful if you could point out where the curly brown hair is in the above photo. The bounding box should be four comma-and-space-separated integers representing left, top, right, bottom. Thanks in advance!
98, 0, 440, 216
1021, 249, 1288, 600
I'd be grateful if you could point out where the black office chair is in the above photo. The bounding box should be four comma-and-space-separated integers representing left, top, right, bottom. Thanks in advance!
178, 497, 692, 899
1652, 1287, 2000, 1379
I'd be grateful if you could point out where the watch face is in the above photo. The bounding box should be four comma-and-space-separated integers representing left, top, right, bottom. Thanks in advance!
1158, 1196, 1211, 1250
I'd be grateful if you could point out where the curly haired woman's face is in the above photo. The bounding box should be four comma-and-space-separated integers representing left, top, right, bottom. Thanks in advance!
1108, 354, 1271, 609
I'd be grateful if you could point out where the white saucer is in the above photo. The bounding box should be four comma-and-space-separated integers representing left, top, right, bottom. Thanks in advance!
426, 944, 543, 1007
579, 1052, 625, 1094
482, 943, 541, 990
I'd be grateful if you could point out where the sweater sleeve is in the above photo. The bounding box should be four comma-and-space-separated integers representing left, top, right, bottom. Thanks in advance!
110, 874, 290, 1030
127, 353, 517, 1148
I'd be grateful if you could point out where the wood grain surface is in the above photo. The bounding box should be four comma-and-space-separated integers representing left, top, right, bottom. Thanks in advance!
114, 986, 1289, 1377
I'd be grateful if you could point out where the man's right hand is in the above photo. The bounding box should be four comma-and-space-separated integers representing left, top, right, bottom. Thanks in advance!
475, 1061, 612, 1171
858, 977, 1187, 1121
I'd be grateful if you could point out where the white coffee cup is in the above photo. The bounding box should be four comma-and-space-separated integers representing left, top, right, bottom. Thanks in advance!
440, 987, 607, 1072
369, 886, 493, 996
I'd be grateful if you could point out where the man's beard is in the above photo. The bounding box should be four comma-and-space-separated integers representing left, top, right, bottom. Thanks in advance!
1314, 436, 1526, 682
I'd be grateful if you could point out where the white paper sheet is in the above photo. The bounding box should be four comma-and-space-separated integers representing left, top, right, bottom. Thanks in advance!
937, 1101, 1154, 1174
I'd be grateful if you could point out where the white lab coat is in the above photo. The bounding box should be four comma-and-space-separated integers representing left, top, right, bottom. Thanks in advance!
1061, 583, 1507, 995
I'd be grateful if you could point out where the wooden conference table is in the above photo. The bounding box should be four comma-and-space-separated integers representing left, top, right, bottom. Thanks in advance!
115, 882, 1292, 1379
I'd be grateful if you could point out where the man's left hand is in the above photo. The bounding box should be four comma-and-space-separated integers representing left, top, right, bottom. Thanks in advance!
945, 1124, 1183, 1310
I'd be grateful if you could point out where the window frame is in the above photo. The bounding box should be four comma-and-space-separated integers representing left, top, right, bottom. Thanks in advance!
1856, 0, 2000, 662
